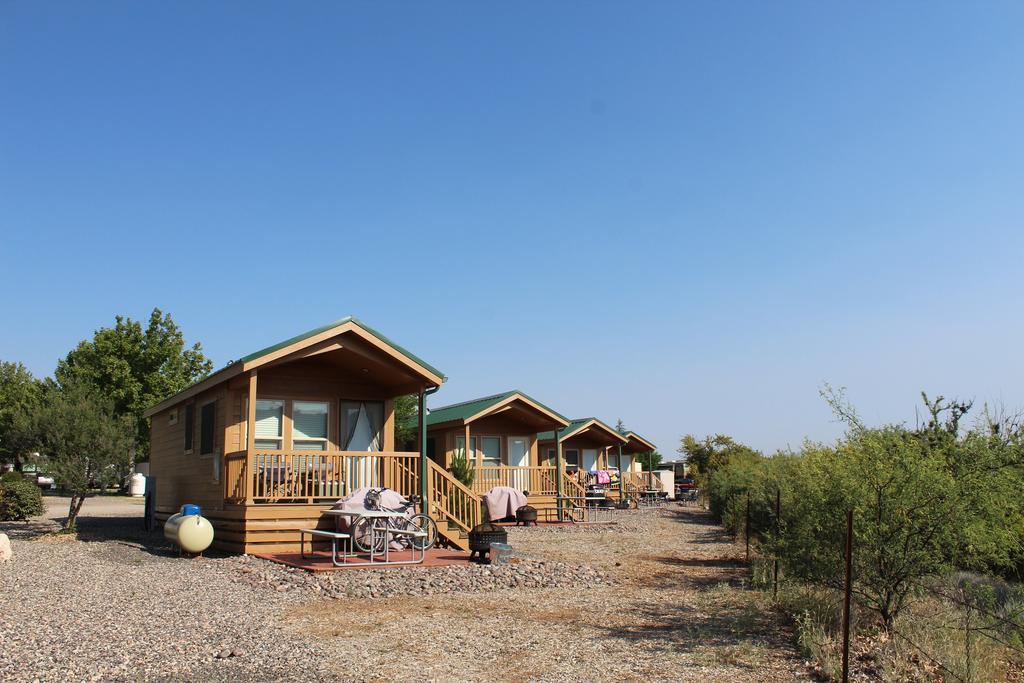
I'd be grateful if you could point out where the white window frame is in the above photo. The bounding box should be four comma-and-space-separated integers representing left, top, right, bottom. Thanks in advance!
564, 449, 580, 468
292, 400, 330, 451
252, 398, 284, 451
480, 436, 501, 467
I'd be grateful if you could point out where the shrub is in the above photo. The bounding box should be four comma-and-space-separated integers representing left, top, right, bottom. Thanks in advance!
448, 452, 475, 489
0, 475, 44, 520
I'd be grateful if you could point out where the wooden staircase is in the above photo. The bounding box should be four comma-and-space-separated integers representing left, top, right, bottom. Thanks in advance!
425, 459, 481, 551
419, 464, 604, 548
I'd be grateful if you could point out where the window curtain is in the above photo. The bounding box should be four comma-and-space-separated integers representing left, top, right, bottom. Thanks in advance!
341, 400, 384, 452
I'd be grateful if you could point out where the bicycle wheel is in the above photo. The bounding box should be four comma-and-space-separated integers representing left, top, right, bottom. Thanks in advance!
351, 515, 385, 553
406, 513, 437, 550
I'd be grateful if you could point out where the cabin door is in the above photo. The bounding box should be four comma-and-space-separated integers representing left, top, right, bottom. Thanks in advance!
582, 448, 598, 472
508, 436, 530, 491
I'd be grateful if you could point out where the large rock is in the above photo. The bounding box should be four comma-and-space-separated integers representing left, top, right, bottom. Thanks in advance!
0, 532, 11, 563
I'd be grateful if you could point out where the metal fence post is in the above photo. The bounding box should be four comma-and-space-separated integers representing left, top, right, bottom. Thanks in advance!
842, 508, 854, 683
745, 492, 751, 564
773, 488, 780, 599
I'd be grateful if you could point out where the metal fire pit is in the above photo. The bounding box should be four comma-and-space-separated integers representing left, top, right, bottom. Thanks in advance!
468, 521, 508, 561
515, 505, 538, 526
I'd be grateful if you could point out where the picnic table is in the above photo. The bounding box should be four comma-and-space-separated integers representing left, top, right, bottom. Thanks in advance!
554, 495, 614, 523
314, 509, 426, 566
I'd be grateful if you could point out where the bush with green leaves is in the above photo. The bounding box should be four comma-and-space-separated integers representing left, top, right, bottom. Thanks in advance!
0, 472, 44, 521
704, 390, 1024, 631
768, 395, 1024, 628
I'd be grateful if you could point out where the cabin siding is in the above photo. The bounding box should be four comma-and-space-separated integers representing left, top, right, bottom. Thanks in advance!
149, 384, 228, 515
427, 423, 540, 469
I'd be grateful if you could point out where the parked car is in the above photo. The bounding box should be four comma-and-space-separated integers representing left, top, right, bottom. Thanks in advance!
34, 474, 55, 490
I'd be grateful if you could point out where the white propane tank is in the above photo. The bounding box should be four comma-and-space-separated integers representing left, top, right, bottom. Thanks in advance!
129, 472, 147, 497
164, 507, 215, 554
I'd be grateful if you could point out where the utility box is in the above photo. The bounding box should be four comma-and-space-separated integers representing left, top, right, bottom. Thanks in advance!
654, 470, 675, 499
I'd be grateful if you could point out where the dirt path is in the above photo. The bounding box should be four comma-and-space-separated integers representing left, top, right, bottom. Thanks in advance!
1, 501, 808, 681
285, 507, 810, 682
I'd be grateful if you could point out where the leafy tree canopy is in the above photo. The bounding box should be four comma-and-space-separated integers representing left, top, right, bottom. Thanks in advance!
394, 394, 418, 447
678, 433, 760, 487
637, 450, 663, 471
0, 361, 46, 469
55, 309, 212, 460
36, 379, 136, 530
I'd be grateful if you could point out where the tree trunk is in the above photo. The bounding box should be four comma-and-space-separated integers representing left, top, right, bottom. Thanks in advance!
65, 494, 86, 531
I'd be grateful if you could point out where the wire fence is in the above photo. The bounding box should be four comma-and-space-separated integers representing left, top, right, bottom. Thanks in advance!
737, 495, 1024, 682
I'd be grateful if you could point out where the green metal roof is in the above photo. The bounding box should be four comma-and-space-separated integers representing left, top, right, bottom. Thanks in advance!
537, 417, 627, 443
624, 431, 657, 451
422, 390, 567, 427
143, 316, 444, 417
236, 315, 445, 380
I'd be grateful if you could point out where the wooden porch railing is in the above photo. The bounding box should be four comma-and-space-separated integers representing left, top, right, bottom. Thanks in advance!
427, 459, 481, 536
224, 452, 248, 502
471, 465, 560, 496
225, 450, 420, 504
622, 471, 663, 493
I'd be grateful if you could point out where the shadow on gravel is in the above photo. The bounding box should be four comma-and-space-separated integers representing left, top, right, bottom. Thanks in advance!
664, 507, 719, 526
646, 556, 747, 569
72, 516, 243, 560
591, 596, 784, 664
0, 519, 58, 540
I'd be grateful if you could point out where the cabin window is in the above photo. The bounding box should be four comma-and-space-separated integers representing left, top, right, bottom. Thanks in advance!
454, 436, 478, 463
564, 449, 580, 468
254, 399, 284, 450
340, 400, 384, 451
183, 404, 194, 453
547, 448, 555, 464
199, 401, 216, 455
293, 401, 329, 451
481, 437, 501, 466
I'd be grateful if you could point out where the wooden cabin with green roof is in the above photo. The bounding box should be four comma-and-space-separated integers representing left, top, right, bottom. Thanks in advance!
537, 418, 629, 473
415, 390, 570, 499
618, 431, 662, 495
144, 317, 480, 553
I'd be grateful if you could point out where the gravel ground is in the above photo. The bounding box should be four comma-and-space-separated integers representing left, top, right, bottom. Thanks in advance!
1, 498, 809, 682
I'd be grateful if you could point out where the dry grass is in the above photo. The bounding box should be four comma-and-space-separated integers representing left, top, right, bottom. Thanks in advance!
283, 507, 810, 682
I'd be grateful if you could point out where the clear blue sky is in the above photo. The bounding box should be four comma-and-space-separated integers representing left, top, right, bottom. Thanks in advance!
3, 2, 1023, 455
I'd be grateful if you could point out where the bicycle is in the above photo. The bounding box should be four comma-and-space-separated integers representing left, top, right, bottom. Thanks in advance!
350, 488, 438, 553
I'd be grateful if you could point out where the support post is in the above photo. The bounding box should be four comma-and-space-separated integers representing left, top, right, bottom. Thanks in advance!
418, 387, 428, 506
773, 488, 781, 599
555, 429, 564, 522
245, 370, 257, 503
616, 444, 624, 497
842, 508, 854, 683
745, 492, 751, 564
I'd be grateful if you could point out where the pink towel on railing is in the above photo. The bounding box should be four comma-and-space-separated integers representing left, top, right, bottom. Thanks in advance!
483, 486, 528, 521
595, 470, 611, 485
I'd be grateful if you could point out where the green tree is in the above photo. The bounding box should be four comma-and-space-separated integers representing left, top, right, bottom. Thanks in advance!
614, 418, 627, 435
0, 361, 45, 471
55, 309, 212, 461
679, 433, 760, 487
36, 379, 135, 530
637, 449, 663, 471
394, 394, 418, 447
